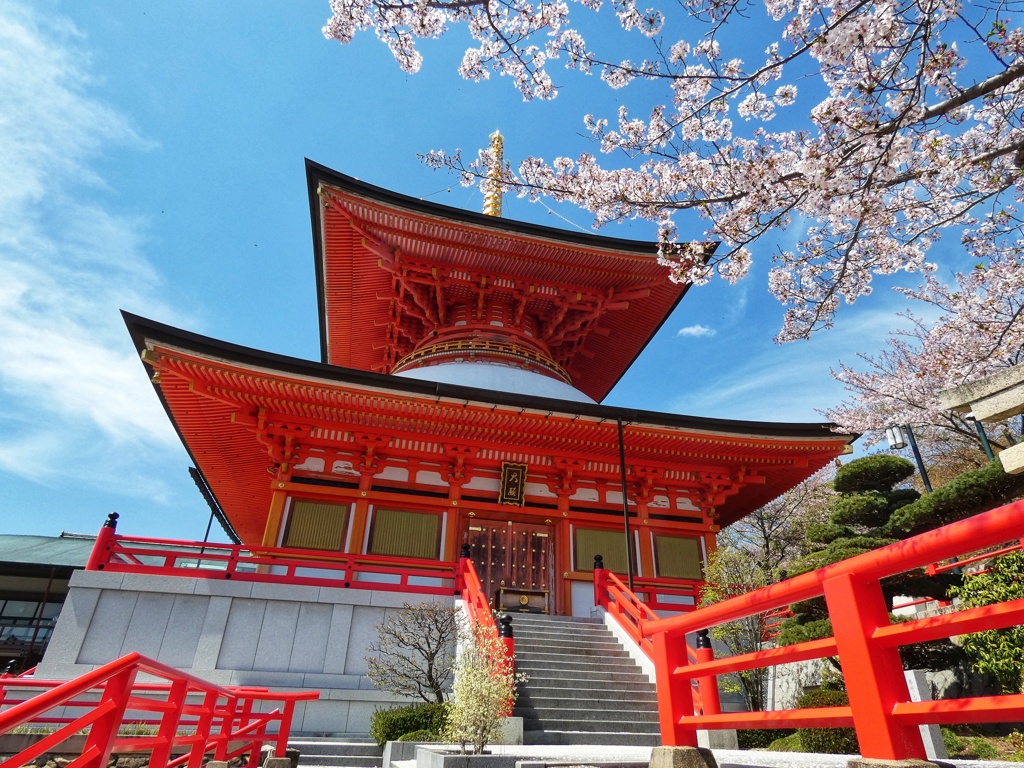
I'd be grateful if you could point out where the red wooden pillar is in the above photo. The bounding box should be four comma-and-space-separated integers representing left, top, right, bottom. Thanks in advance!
651, 630, 698, 747
823, 572, 925, 760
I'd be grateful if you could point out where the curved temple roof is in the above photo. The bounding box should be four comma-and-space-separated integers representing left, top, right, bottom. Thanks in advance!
306, 160, 712, 403
125, 312, 855, 544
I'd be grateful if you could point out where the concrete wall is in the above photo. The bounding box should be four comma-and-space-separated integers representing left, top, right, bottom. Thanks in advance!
37, 570, 454, 735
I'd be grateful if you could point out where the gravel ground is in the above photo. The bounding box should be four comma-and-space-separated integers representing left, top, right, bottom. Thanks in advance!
401, 744, 1014, 768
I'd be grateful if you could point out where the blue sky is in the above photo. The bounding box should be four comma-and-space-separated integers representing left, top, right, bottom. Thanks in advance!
0, 0, 922, 541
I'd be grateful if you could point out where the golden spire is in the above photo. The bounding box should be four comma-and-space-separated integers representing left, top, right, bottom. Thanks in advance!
482, 130, 504, 217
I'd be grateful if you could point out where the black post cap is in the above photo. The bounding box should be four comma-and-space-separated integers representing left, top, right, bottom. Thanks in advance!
696, 628, 712, 649
460, 543, 471, 559
593, 554, 604, 570
498, 613, 513, 638
104, 512, 120, 529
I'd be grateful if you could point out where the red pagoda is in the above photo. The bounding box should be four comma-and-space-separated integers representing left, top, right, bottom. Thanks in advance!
124, 152, 853, 616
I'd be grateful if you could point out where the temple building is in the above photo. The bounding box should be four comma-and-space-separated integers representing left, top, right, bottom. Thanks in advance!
121, 153, 854, 617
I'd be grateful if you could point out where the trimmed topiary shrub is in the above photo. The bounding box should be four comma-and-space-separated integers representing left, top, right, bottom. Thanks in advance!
795, 688, 859, 755
766, 733, 803, 751
397, 729, 440, 742
369, 702, 450, 746
737, 728, 797, 750
886, 459, 1024, 537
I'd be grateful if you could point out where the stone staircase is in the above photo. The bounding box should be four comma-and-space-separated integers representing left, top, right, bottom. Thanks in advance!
290, 737, 384, 768
511, 613, 661, 746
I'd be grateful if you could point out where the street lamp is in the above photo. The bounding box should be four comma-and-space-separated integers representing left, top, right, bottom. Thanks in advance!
886, 424, 933, 493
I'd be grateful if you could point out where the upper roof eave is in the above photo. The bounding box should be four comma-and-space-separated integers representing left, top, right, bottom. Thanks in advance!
304, 159, 711, 401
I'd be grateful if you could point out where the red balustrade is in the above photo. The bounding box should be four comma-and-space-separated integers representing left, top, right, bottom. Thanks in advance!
0, 652, 317, 768
633, 499, 1024, 760
87, 523, 457, 596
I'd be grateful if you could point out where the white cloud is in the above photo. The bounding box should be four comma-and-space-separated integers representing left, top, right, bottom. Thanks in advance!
677, 324, 716, 338
0, 2, 185, 493
666, 300, 921, 422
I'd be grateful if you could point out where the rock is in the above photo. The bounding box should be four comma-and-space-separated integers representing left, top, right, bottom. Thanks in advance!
649, 746, 719, 768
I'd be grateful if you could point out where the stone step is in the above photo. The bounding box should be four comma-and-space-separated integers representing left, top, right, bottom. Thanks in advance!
514, 665, 651, 684
515, 693, 659, 711
514, 648, 633, 664
514, 636, 626, 650
290, 738, 383, 768
523, 717, 659, 734
516, 706, 659, 724
513, 633, 616, 647
523, 730, 661, 747
508, 614, 602, 624
516, 675, 651, 696
296, 756, 381, 768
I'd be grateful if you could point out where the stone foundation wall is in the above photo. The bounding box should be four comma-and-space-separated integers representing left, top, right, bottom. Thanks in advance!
36, 570, 452, 734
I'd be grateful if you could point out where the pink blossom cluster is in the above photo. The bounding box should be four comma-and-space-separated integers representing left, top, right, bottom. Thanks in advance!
323, 0, 1024, 341
828, 246, 1024, 450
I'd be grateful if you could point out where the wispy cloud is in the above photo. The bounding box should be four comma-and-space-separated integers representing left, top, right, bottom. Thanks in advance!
677, 324, 716, 338
666, 300, 919, 422
0, 2, 185, 494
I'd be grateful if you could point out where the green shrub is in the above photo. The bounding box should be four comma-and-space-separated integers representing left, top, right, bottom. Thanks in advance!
397, 729, 439, 742
941, 729, 1000, 759
766, 733, 803, 751
795, 688, 859, 755
369, 702, 450, 745
737, 728, 796, 749
967, 737, 999, 760
942, 727, 967, 755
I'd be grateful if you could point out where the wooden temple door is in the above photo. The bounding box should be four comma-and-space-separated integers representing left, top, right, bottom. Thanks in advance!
464, 521, 508, 602
508, 523, 550, 594
462, 519, 552, 612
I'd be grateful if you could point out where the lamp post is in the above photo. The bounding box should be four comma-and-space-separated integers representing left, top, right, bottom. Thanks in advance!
966, 414, 996, 461
885, 424, 932, 493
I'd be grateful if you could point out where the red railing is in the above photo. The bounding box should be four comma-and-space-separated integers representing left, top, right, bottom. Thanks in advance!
0, 652, 318, 768
633, 499, 1024, 761
594, 568, 720, 717
87, 518, 456, 596
926, 537, 1024, 576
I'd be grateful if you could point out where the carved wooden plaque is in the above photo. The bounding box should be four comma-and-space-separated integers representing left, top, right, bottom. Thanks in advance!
499, 461, 528, 506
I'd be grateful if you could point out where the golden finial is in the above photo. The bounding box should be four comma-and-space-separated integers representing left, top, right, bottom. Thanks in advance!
482, 130, 504, 217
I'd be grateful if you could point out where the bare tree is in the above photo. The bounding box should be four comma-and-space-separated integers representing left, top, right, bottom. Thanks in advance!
366, 602, 462, 703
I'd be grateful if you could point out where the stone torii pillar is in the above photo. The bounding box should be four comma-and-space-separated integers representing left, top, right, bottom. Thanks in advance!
939, 363, 1024, 474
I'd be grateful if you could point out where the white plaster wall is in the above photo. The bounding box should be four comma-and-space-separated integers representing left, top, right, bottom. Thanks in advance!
38, 570, 455, 735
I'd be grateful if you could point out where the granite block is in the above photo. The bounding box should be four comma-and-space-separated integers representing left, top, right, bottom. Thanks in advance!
254, 600, 301, 671
289, 602, 333, 673
217, 598, 267, 671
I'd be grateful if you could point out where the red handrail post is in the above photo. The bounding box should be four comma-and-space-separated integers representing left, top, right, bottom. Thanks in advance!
86, 512, 120, 571
823, 572, 925, 761
457, 544, 470, 593
651, 630, 698, 747
276, 698, 298, 757
189, 689, 220, 768
593, 561, 607, 609
693, 629, 721, 717
149, 677, 188, 767
79, 665, 137, 768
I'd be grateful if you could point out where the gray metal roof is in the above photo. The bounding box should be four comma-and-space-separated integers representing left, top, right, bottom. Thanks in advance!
0, 534, 95, 569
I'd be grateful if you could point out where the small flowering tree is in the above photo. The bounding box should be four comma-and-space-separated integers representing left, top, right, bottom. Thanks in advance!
444, 623, 525, 754
323, 0, 1024, 341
